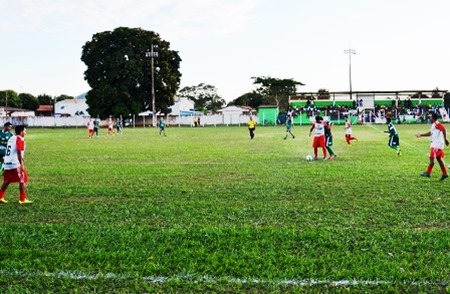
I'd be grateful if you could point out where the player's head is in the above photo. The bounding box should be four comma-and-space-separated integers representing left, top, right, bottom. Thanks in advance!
430, 112, 438, 122
15, 125, 26, 136
3, 122, 12, 131
386, 117, 391, 124
315, 115, 322, 122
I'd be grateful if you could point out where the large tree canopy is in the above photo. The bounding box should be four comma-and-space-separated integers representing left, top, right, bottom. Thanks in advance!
178, 83, 225, 114
252, 76, 304, 111
0, 90, 21, 108
81, 27, 182, 118
228, 92, 264, 109
19, 93, 39, 111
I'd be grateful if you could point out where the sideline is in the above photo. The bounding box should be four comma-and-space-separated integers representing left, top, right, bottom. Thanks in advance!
0, 270, 448, 287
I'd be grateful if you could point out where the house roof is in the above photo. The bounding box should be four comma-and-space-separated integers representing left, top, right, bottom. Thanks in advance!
37, 105, 54, 112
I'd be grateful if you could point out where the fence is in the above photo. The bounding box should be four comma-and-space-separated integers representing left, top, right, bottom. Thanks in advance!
0, 109, 439, 129
0, 114, 258, 128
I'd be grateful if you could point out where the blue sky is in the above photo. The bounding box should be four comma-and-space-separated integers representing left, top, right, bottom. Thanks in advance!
1, 0, 449, 102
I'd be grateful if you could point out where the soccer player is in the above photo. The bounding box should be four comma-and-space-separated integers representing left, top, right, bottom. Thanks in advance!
0, 125, 32, 204
324, 120, 337, 159
248, 116, 256, 139
116, 117, 123, 134
309, 115, 327, 160
384, 117, 401, 156
283, 116, 295, 140
0, 122, 13, 170
416, 112, 449, 181
159, 117, 167, 136
93, 117, 100, 137
108, 117, 114, 135
344, 116, 357, 146
86, 118, 94, 138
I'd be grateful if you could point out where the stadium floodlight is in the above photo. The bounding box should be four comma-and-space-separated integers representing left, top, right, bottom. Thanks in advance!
145, 44, 158, 127
344, 48, 356, 100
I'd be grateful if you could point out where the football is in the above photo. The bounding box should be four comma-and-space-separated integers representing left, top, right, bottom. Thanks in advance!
305, 155, 313, 161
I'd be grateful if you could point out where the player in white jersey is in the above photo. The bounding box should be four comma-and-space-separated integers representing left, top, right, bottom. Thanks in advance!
0, 125, 32, 204
416, 112, 449, 181
309, 115, 327, 160
344, 116, 357, 146
86, 118, 94, 138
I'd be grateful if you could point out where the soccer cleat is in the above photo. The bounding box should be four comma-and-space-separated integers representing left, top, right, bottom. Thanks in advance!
292, 136, 295, 139
322, 157, 327, 161
420, 172, 430, 178
0, 198, 7, 204
283, 137, 287, 140
440, 174, 449, 181
397, 149, 402, 156
329, 155, 337, 160
19, 199, 33, 204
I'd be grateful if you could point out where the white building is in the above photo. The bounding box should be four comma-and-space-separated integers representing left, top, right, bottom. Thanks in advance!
169, 97, 196, 116
55, 98, 89, 117
217, 105, 256, 124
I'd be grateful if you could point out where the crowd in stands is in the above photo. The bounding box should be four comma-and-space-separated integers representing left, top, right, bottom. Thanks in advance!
289, 97, 447, 124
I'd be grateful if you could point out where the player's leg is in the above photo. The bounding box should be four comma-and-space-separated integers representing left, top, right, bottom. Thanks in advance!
0, 180, 11, 203
436, 153, 448, 180
345, 134, 351, 145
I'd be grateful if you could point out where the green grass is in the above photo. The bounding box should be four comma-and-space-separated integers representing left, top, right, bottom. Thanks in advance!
0, 124, 449, 293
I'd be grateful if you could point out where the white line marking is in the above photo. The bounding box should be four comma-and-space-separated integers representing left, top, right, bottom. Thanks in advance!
0, 270, 448, 287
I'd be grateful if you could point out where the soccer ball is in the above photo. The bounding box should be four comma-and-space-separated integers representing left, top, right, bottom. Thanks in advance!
305, 155, 313, 161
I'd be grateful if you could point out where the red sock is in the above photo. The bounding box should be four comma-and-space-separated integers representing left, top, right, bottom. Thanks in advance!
0, 190, 5, 199
441, 166, 447, 175
427, 166, 433, 174
20, 191, 26, 202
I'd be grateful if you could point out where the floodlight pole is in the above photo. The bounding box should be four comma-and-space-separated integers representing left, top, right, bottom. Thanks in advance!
344, 48, 356, 100
149, 44, 158, 127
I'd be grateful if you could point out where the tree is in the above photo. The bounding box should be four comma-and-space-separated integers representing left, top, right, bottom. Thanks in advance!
178, 83, 225, 113
444, 92, 450, 109
37, 94, 54, 105
229, 92, 263, 109
0, 90, 21, 108
19, 93, 39, 111
81, 27, 182, 118
317, 89, 330, 100
55, 94, 74, 102
252, 76, 304, 111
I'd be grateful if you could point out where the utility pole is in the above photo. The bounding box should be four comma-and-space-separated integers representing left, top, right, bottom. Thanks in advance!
344, 48, 356, 100
146, 44, 158, 127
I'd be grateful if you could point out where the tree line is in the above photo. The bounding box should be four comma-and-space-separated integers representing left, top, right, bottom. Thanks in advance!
0, 91, 74, 111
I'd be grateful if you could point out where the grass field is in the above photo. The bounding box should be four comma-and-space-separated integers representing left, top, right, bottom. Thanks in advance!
0, 123, 449, 293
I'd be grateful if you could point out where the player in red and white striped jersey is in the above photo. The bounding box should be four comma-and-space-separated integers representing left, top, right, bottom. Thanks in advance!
416, 112, 449, 181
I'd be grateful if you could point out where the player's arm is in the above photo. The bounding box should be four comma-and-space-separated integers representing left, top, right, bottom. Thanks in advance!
309, 125, 314, 136
416, 131, 431, 138
16, 139, 25, 169
443, 128, 449, 146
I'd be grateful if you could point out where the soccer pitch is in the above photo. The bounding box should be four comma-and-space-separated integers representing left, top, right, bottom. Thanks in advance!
0, 124, 449, 293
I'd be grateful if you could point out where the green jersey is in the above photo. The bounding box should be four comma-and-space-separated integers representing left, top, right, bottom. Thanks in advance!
159, 119, 166, 129
0, 130, 13, 148
0, 130, 13, 157
387, 122, 398, 137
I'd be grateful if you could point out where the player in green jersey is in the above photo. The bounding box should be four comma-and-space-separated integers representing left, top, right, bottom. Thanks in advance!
384, 117, 401, 156
283, 116, 295, 140
0, 122, 13, 171
159, 118, 167, 136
